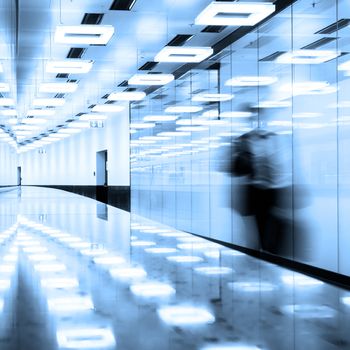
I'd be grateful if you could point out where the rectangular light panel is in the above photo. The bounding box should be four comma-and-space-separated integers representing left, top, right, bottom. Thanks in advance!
33, 98, 66, 107
39, 83, 78, 93
91, 104, 125, 113
55, 25, 114, 45
46, 60, 93, 74
128, 74, 174, 86
276, 50, 340, 64
155, 46, 213, 63
195, 2, 275, 27
107, 91, 146, 101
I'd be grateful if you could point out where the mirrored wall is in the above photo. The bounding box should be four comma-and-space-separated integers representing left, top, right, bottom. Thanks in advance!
131, 0, 350, 276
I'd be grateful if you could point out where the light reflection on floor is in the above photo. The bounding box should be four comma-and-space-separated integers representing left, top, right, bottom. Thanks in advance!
0, 187, 349, 349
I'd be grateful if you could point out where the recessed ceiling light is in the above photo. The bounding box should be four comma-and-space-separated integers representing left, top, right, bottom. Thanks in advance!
1, 110, 17, 116
176, 126, 209, 132
129, 122, 156, 129
195, 1, 275, 27
220, 111, 254, 118
338, 59, 350, 71
157, 131, 191, 137
165, 106, 202, 113
143, 115, 178, 122
277, 50, 340, 64
0, 98, 15, 106
39, 82, 78, 93
33, 98, 66, 107
108, 91, 146, 101
46, 60, 93, 74
79, 113, 107, 121
282, 81, 336, 95
128, 74, 174, 86
68, 121, 90, 128
54, 25, 114, 45
0, 83, 10, 92
225, 76, 278, 86
155, 46, 213, 63
91, 104, 125, 113
254, 100, 291, 108
27, 109, 55, 116
60, 128, 82, 134
192, 93, 234, 102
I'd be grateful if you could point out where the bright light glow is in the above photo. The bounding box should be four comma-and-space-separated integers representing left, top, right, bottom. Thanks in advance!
34, 263, 67, 272
194, 267, 233, 275
228, 282, 277, 292
0, 280, 10, 291
281, 274, 324, 287
108, 91, 146, 101
342, 296, 350, 306
144, 247, 178, 254
22, 246, 48, 253
195, 2, 275, 26
48, 296, 94, 312
128, 74, 174, 86
46, 60, 93, 74
109, 267, 147, 280
192, 93, 233, 102
166, 255, 204, 263
55, 25, 114, 45
159, 232, 188, 238
157, 305, 215, 326
0, 83, 10, 92
39, 82, 78, 93
79, 113, 107, 121
33, 98, 66, 107
27, 254, 57, 262
130, 122, 155, 129
225, 76, 277, 86
143, 115, 178, 122
254, 100, 291, 108
41, 278, 79, 289
155, 46, 213, 63
68, 242, 91, 249
277, 50, 340, 64
58, 236, 81, 243
1, 109, 17, 116
68, 121, 90, 128
281, 304, 336, 318
157, 131, 191, 137
200, 343, 262, 350
130, 282, 175, 298
0, 265, 15, 273
56, 327, 116, 349
220, 111, 254, 118
140, 136, 171, 141
91, 104, 125, 113
59, 128, 82, 134
165, 106, 202, 113
22, 118, 47, 125
131, 240, 156, 247
176, 126, 209, 132
292, 113, 322, 119
177, 242, 220, 250
282, 81, 336, 95
93, 256, 126, 266
80, 249, 108, 257
0, 98, 15, 106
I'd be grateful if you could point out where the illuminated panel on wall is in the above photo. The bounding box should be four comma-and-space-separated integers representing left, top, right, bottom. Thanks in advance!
46, 60, 93, 74
55, 25, 114, 45
155, 46, 213, 63
195, 1, 275, 27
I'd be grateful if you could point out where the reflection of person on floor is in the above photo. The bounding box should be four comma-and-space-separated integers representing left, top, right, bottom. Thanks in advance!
230, 108, 293, 255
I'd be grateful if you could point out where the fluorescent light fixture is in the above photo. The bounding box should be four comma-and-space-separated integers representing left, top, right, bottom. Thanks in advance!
34, 264, 67, 272
0, 265, 15, 273
48, 296, 94, 312
225, 76, 278, 86
155, 46, 213, 63
58, 236, 82, 243
281, 304, 336, 319
177, 237, 206, 243
22, 246, 48, 253
342, 296, 350, 306
130, 240, 156, 247
128, 74, 174, 86
91, 104, 125, 113
68, 242, 91, 249
177, 242, 220, 250
108, 91, 146, 101
79, 113, 107, 121
166, 255, 204, 263
143, 115, 178, 122
292, 112, 322, 118
1, 109, 17, 116
56, 328, 116, 349
130, 122, 155, 129
140, 136, 171, 141
80, 249, 108, 257
22, 118, 47, 125
109, 267, 147, 280
144, 247, 178, 254
3, 254, 17, 262
281, 274, 324, 287
254, 100, 291, 108
220, 111, 254, 118
130, 282, 175, 298
282, 81, 337, 95
93, 256, 126, 266
165, 106, 202, 113
55, 25, 114, 45
33, 98, 66, 107
60, 128, 82, 134
194, 266, 233, 275
27, 109, 55, 116
157, 305, 215, 326
200, 343, 263, 350
277, 50, 340, 64
68, 121, 90, 128
0, 279, 11, 291
176, 126, 209, 132
46, 59, 93, 74
0, 98, 15, 106
0, 83, 10, 92
192, 93, 234, 102
176, 119, 205, 126
27, 254, 57, 262
338, 59, 350, 71
39, 82, 78, 93
195, 1, 275, 26
228, 282, 276, 292
41, 277, 79, 289
159, 232, 188, 238
157, 131, 191, 137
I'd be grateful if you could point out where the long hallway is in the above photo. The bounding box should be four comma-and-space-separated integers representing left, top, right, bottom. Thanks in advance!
0, 187, 348, 350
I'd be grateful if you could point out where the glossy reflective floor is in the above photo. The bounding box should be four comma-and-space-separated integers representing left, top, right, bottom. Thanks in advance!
0, 187, 349, 350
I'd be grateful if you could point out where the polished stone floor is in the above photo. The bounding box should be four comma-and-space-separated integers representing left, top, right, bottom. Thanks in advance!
0, 186, 349, 350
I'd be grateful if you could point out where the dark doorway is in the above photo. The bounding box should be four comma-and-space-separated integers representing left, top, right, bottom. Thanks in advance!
96, 150, 108, 203
17, 167, 22, 186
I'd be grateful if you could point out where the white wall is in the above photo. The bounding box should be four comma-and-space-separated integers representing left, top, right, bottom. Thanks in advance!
0, 142, 17, 186
19, 108, 130, 186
